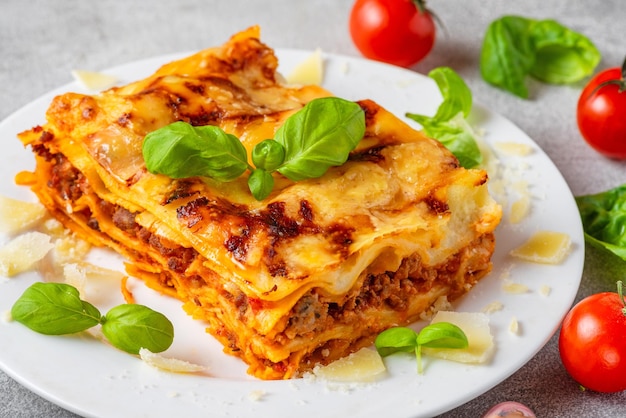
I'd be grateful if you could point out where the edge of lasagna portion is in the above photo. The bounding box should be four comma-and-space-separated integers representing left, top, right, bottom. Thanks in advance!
17, 26, 502, 379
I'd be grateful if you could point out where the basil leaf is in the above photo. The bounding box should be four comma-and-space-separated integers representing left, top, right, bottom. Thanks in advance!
275, 97, 365, 181
248, 169, 274, 201
143, 121, 249, 182
11, 282, 102, 335
576, 184, 626, 260
416, 322, 469, 349
101, 304, 174, 354
374, 327, 418, 357
406, 67, 482, 168
429, 67, 473, 121
480, 15, 601, 98
251, 139, 285, 172
528, 19, 601, 84
480, 16, 535, 98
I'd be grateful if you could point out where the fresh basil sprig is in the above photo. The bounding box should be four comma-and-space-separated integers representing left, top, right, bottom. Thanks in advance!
375, 322, 468, 374
575, 183, 626, 261
480, 16, 601, 98
142, 97, 366, 200
11, 282, 174, 354
406, 67, 482, 169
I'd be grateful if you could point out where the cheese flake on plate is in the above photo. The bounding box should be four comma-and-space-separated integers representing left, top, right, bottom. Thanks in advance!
71, 70, 118, 91
0, 195, 47, 234
0, 231, 54, 277
510, 231, 571, 264
312, 347, 386, 382
139, 348, 207, 373
422, 311, 495, 364
285, 48, 323, 85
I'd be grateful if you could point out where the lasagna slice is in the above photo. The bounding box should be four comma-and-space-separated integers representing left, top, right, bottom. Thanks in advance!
17, 26, 502, 379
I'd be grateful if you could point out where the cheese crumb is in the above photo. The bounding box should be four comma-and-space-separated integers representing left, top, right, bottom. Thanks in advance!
247, 390, 266, 402
510, 231, 571, 264
502, 281, 530, 294
539, 285, 551, 297
1, 310, 12, 323
509, 317, 520, 335
482, 301, 504, 314
493, 142, 533, 156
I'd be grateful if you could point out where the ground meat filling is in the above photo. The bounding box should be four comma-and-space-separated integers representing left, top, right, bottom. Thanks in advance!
43, 150, 491, 355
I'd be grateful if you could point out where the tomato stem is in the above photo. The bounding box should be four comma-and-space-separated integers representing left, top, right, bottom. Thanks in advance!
411, 0, 427, 14
588, 56, 626, 97
618, 280, 626, 316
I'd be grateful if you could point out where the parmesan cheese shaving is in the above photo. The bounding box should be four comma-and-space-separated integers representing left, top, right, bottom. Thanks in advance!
0, 195, 47, 234
422, 311, 495, 364
312, 347, 385, 382
139, 348, 207, 373
285, 48, 323, 85
0, 231, 54, 277
510, 231, 571, 264
71, 69, 118, 91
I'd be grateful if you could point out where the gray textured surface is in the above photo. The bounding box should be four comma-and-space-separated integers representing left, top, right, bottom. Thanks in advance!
1, 0, 625, 417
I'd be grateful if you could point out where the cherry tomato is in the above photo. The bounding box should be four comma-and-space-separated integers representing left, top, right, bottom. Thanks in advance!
576, 57, 626, 159
558, 282, 626, 393
349, 0, 436, 68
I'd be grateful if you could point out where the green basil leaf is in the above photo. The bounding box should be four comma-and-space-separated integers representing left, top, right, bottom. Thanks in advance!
248, 169, 275, 201
528, 19, 601, 84
275, 97, 365, 181
480, 16, 535, 98
11, 282, 101, 335
406, 68, 482, 169
480, 15, 601, 98
251, 139, 285, 172
576, 184, 626, 260
374, 327, 418, 357
102, 304, 174, 354
142, 121, 249, 182
408, 113, 482, 168
428, 67, 473, 121
416, 322, 469, 349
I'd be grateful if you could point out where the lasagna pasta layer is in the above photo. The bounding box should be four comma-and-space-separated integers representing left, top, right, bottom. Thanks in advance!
18, 27, 502, 379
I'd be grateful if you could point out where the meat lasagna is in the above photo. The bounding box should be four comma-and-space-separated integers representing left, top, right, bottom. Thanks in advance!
17, 26, 502, 379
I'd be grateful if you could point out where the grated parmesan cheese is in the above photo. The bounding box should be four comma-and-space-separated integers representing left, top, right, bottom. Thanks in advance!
509, 317, 520, 335
502, 281, 530, 294
493, 141, 533, 156
482, 301, 504, 314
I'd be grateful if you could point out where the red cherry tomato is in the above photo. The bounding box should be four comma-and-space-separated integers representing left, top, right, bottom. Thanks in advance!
349, 0, 436, 68
558, 282, 626, 393
576, 58, 626, 159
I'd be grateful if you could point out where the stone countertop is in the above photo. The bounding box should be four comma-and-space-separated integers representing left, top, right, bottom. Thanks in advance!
1, 0, 624, 417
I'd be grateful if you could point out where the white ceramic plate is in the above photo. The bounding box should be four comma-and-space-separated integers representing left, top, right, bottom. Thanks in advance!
0, 49, 584, 418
